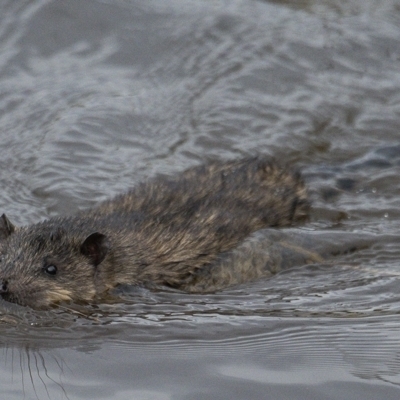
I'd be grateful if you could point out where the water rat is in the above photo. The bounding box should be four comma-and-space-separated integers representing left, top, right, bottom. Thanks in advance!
0, 157, 310, 309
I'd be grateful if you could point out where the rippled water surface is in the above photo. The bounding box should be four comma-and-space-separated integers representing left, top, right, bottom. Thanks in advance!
1, 0, 400, 399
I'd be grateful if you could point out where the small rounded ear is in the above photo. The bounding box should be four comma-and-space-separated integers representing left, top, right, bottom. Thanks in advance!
80, 232, 110, 266
0, 214, 16, 240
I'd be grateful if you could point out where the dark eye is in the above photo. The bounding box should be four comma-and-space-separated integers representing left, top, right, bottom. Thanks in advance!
43, 264, 57, 276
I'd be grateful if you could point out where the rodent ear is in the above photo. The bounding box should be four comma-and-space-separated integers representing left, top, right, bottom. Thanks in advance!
0, 214, 16, 240
80, 232, 110, 266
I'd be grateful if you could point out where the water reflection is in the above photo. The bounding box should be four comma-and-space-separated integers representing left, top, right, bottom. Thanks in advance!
3, 316, 400, 399
2, 346, 69, 400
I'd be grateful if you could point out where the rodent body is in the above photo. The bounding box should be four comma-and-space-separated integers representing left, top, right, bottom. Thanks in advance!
0, 157, 310, 309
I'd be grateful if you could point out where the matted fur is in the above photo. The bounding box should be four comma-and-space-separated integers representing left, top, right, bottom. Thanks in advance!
0, 157, 309, 308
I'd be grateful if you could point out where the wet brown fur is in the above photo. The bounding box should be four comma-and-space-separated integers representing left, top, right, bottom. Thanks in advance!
0, 157, 309, 308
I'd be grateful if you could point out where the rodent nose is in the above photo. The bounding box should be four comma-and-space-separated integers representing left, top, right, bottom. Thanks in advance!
0, 280, 8, 295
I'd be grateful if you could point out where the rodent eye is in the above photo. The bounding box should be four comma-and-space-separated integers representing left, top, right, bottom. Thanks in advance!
44, 264, 57, 276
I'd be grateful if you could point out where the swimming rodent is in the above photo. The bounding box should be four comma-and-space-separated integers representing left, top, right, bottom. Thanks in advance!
0, 157, 311, 309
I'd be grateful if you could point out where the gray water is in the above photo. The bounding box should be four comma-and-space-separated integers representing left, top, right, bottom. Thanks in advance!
1, 0, 400, 399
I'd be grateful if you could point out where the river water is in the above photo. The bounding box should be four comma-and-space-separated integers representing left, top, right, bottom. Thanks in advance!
1, 0, 400, 399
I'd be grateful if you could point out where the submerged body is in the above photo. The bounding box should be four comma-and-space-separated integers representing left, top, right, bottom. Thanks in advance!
0, 157, 311, 308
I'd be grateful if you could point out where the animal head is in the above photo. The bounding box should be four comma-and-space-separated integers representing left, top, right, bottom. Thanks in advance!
0, 214, 110, 309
